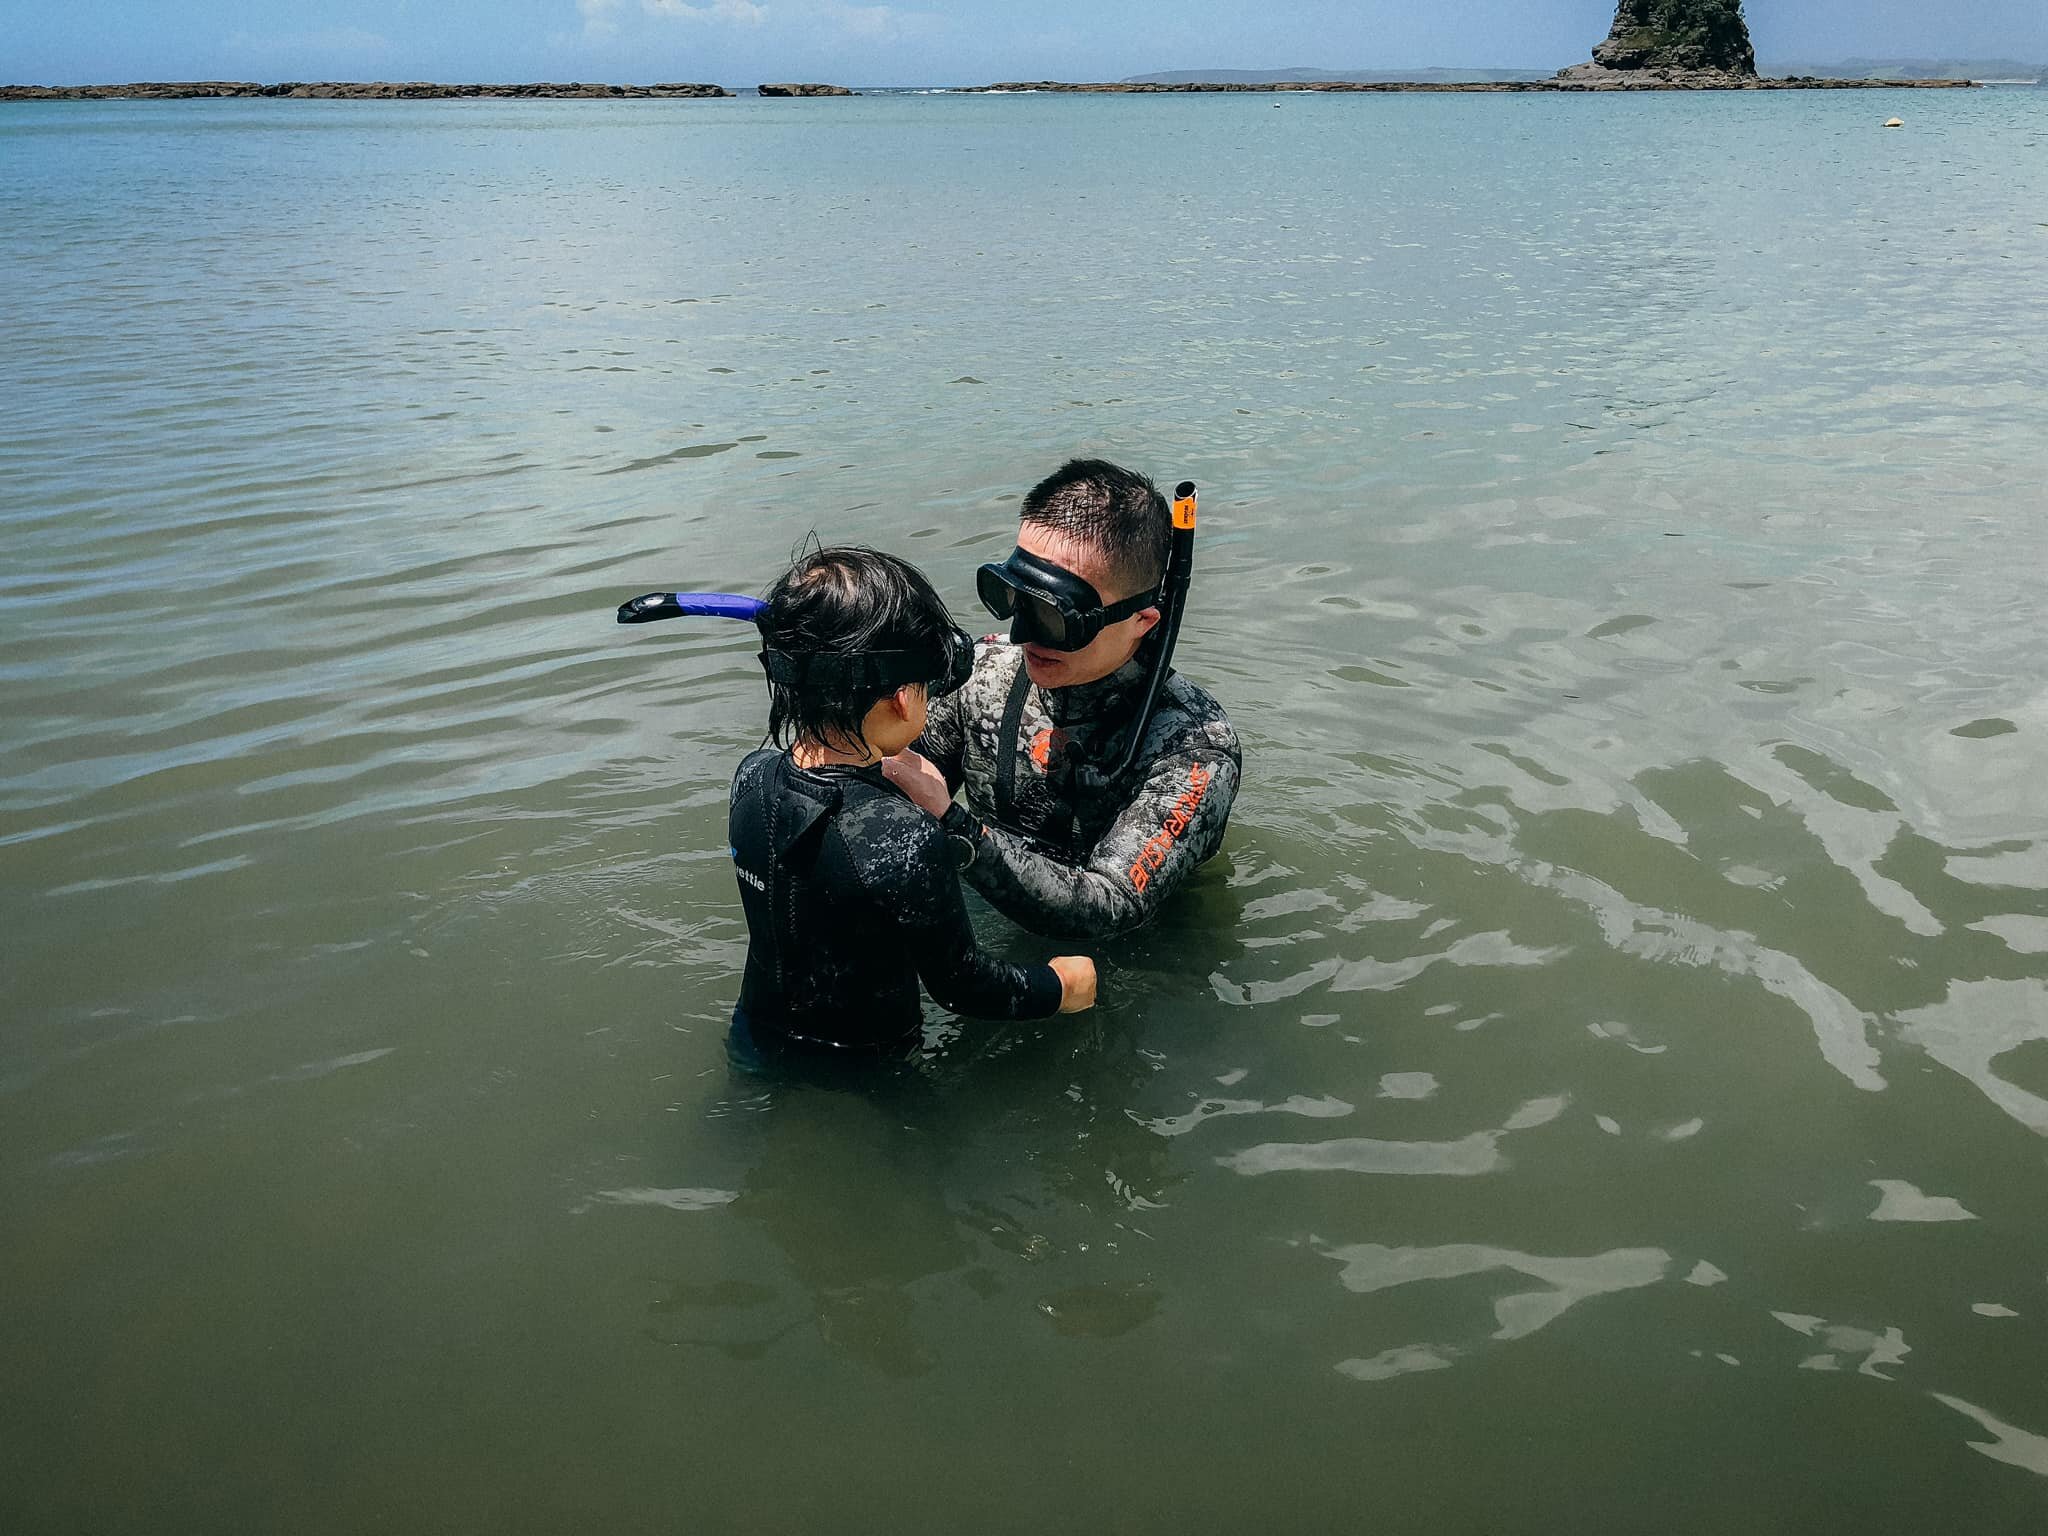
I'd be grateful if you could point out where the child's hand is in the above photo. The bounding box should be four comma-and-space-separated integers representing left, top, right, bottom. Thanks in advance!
1050, 956, 1097, 1013
881, 747, 952, 818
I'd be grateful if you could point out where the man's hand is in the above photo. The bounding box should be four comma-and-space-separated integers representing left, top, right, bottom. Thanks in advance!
1049, 956, 1097, 1013
882, 747, 954, 819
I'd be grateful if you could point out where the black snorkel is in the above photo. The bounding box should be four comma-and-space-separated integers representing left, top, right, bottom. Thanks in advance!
1112, 479, 1197, 782
1065, 480, 1197, 797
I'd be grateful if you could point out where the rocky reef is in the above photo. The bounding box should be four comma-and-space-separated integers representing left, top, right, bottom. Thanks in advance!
0, 81, 731, 100
756, 83, 853, 97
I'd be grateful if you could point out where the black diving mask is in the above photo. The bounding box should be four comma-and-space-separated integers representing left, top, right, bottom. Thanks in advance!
975, 547, 1159, 653
759, 622, 975, 700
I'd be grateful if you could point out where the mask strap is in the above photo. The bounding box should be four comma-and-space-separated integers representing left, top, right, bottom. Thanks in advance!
758, 626, 971, 695
1097, 586, 1162, 624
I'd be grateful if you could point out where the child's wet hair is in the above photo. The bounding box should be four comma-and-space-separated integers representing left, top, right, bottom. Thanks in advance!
758, 544, 959, 750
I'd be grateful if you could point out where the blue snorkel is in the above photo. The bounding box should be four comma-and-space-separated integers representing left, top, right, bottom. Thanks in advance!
617, 591, 767, 624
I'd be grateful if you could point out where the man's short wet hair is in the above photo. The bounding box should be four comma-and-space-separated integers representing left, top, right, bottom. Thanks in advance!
758, 545, 957, 750
1020, 458, 1171, 599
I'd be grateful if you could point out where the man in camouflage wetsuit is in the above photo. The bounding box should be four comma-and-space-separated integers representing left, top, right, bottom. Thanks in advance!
882, 459, 1241, 940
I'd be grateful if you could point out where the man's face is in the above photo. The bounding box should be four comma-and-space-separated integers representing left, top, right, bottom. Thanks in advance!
1013, 524, 1160, 689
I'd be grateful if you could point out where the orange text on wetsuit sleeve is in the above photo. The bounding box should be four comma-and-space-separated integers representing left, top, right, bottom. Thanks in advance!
1128, 762, 1213, 893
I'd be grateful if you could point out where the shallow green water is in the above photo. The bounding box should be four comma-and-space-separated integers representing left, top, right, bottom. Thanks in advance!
3, 91, 2046, 1532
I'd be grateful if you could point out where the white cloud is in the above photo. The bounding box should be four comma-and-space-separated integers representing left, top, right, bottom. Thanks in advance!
562, 0, 946, 57
832, 5, 901, 40
641, 0, 769, 23
820, 4, 946, 41
578, 0, 626, 39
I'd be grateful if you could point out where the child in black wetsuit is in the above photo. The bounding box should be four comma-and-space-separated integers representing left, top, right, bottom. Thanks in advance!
727, 547, 1095, 1063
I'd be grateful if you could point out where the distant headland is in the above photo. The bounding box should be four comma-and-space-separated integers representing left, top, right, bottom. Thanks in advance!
969, 76, 1972, 93
998, 7, 1974, 95
1120, 61, 2032, 86
1000, 2, 1982, 94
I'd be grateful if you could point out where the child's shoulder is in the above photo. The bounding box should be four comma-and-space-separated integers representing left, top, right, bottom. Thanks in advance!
732, 746, 780, 795
837, 774, 940, 842
835, 778, 946, 894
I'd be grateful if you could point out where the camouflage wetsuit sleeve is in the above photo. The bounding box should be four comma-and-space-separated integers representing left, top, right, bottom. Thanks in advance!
964, 743, 1240, 941
914, 646, 973, 793
853, 811, 1063, 1020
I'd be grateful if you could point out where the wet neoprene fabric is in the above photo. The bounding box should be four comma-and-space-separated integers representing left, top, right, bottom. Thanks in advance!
917, 638, 1242, 940
727, 749, 1063, 1052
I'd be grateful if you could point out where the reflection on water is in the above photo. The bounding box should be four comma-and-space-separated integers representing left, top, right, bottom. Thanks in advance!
1327, 1239, 1672, 1368
4, 89, 2048, 1530
1217, 1092, 1567, 1176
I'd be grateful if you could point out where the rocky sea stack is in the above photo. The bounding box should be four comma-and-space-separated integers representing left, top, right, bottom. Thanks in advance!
1558, 0, 1758, 85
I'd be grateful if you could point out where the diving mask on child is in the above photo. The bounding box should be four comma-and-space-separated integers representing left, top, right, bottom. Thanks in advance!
616, 591, 971, 699
756, 624, 974, 699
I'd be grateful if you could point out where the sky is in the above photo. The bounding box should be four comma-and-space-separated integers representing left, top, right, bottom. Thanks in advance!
6, 0, 2045, 87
